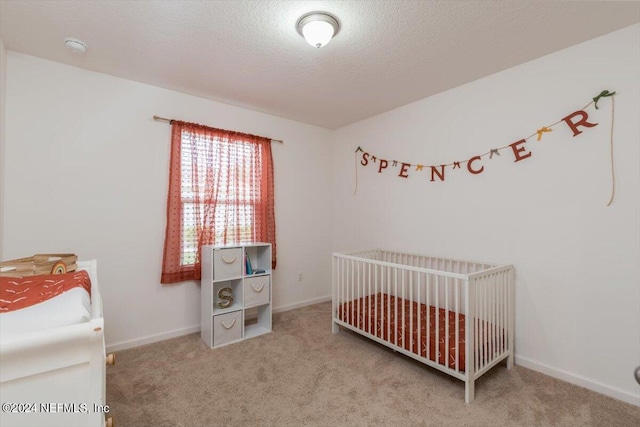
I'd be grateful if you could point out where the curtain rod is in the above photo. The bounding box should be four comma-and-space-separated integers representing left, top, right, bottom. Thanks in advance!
152, 115, 284, 144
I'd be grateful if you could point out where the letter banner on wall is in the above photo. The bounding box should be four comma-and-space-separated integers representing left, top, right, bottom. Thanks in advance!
353, 90, 617, 206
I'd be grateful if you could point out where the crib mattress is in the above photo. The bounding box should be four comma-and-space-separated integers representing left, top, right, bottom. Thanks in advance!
339, 293, 475, 371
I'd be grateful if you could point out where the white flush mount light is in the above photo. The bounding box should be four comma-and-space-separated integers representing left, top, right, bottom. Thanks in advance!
64, 37, 88, 54
296, 12, 340, 48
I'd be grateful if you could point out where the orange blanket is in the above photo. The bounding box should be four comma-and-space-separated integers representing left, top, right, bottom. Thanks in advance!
340, 293, 495, 372
0, 270, 91, 313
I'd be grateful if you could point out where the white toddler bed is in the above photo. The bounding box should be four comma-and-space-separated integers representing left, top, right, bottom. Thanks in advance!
0, 260, 110, 427
332, 249, 514, 403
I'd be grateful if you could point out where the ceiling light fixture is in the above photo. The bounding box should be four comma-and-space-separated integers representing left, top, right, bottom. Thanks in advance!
296, 12, 340, 48
64, 37, 88, 54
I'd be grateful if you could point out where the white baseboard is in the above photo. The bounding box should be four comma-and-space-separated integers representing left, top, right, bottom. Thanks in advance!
515, 355, 640, 407
106, 296, 331, 353
106, 325, 201, 353
272, 295, 331, 314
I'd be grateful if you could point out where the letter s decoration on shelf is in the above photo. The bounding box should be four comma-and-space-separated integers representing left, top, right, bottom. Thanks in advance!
217, 287, 234, 309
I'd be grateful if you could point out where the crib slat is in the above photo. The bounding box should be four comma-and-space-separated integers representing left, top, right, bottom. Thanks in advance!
455, 278, 459, 372
504, 272, 508, 355
427, 273, 431, 364
338, 258, 341, 320
341, 257, 345, 316
465, 276, 476, 403
386, 266, 391, 346
356, 260, 360, 329
479, 276, 484, 370
405, 272, 415, 351
332, 256, 336, 327
475, 279, 479, 373
478, 277, 487, 369
484, 275, 488, 364
417, 273, 422, 358
338, 257, 342, 321
435, 275, 439, 367
351, 259, 355, 327
486, 274, 490, 365
508, 268, 515, 369
374, 263, 378, 338
394, 268, 398, 347
491, 274, 495, 356
500, 272, 505, 355
491, 273, 496, 362
445, 276, 450, 371
359, 261, 363, 331
483, 276, 487, 370
366, 262, 370, 334
496, 273, 500, 356
489, 274, 494, 363
402, 269, 406, 349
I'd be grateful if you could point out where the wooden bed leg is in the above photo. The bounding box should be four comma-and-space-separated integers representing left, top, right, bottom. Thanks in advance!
465, 380, 475, 404
105, 416, 114, 427
507, 351, 514, 369
106, 353, 116, 366
332, 321, 339, 334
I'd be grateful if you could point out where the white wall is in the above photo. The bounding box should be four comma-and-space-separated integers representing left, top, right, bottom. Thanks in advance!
333, 24, 640, 405
3, 52, 334, 351
0, 38, 6, 260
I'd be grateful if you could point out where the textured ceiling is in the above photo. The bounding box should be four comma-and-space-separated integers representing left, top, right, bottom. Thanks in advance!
1, 1, 639, 129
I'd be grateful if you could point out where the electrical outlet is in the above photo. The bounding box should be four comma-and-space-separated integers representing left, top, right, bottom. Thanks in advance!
297, 271, 303, 281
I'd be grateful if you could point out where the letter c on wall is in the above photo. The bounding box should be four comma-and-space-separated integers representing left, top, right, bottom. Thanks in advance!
467, 156, 484, 174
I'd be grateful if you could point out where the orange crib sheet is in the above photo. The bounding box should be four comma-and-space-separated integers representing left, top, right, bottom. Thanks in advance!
339, 293, 477, 371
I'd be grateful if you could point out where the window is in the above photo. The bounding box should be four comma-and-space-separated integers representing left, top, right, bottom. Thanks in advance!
161, 121, 276, 284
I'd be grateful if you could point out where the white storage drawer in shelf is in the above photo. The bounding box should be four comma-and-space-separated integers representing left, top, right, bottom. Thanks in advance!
213, 311, 243, 347
244, 275, 270, 307
213, 248, 243, 281
201, 242, 272, 349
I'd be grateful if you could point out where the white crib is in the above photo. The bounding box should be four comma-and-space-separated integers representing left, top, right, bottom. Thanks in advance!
332, 249, 514, 403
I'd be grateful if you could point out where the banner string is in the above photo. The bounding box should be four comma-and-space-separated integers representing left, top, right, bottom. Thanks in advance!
354, 146, 362, 195
606, 96, 616, 206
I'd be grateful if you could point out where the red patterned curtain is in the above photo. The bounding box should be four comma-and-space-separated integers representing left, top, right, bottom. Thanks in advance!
161, 121, 276, 284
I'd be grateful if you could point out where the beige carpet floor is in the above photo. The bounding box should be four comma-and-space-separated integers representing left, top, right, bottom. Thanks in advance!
107, 302, 640, 427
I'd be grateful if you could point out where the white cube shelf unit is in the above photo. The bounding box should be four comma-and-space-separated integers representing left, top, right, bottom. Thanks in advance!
201, 243, 272, 348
